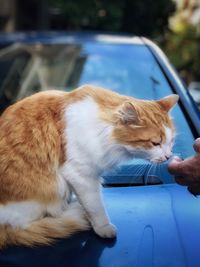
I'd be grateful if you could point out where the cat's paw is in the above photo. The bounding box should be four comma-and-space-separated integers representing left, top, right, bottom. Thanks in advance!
94, 223, 117, 238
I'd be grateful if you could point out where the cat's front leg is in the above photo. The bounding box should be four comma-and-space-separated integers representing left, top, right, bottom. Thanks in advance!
66, 173, 117, 238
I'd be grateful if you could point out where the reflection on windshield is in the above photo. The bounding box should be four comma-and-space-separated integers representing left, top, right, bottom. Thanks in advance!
0, 43, 81, 112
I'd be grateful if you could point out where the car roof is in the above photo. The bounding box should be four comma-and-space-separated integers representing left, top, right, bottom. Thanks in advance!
0, 31, 144, 45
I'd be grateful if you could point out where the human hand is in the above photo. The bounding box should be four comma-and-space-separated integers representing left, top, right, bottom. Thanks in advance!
168, 138, 200, 195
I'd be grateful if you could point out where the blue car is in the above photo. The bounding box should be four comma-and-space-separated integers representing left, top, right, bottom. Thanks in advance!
0, 32, 200, 267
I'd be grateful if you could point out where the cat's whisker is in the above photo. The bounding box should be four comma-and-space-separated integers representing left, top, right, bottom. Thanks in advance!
129, 164, 147, 185
132, 164, 146, 175
144, 163, 154, 184
159, 163, 164, 183
154, 163, 160, 180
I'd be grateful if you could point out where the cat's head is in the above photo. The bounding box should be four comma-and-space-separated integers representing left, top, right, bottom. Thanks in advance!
112, 95, 179, 163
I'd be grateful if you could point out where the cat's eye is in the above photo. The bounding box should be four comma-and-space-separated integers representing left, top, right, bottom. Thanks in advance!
151, 141, 161, 146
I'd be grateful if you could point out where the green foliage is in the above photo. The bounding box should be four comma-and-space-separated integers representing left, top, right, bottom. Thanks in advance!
163, 25, 200, 83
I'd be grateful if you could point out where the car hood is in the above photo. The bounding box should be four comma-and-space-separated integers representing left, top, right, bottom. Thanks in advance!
1, 184, 200, 267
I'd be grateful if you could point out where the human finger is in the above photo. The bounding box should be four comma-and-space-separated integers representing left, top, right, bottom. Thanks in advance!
168, 157, 184, 175
193, 138, 200, 153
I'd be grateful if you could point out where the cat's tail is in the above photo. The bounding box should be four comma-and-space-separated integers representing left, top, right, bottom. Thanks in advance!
0, 202, 90, 249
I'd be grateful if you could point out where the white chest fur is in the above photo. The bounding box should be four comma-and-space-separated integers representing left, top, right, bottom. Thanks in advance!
61, 97, 127, 177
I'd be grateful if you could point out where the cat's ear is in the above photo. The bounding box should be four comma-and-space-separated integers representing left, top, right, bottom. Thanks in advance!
116, 102, 140, 125
157, 94, 179, 112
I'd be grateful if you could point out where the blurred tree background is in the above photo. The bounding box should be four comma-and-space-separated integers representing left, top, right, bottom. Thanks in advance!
0, 0, 199, 85
163, 0, 200, 84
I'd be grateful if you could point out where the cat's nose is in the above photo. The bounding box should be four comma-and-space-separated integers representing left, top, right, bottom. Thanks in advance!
165, 151, 173, 160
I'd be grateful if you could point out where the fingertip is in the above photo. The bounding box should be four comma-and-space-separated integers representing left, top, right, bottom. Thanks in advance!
168, 157, 182, 174
170, 156, 182, 162
168, 162, 178, 174
193, 138, 200, 153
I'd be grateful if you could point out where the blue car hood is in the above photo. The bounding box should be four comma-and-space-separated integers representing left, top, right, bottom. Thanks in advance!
1, 184, 200, 267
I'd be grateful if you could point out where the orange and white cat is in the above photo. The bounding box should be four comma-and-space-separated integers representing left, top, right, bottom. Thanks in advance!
0, 85, 178, 248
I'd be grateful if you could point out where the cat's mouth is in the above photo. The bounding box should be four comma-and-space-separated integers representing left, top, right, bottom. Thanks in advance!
124, 145, 172, 164
150, 156, 171, 163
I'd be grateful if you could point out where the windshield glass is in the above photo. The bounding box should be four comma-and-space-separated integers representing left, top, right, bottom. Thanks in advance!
0, 41, 195, 185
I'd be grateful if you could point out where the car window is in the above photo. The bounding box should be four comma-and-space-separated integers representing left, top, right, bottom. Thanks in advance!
0, 42, 195, 185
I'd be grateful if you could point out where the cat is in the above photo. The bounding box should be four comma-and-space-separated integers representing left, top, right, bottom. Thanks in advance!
0, 85, 178, 248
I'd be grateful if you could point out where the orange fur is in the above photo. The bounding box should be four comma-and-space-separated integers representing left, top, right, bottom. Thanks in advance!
0, 215, 89, 249
0, 91, 67, 204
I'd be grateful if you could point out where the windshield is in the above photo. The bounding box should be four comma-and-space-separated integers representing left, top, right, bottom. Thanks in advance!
0, 41, 195, 185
